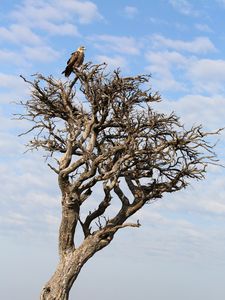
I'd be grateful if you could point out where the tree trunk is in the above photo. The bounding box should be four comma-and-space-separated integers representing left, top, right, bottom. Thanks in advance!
40, 229, 112, 300
40, 253, 80, 300
40, 182, 115, 300
59, 204, 79, 255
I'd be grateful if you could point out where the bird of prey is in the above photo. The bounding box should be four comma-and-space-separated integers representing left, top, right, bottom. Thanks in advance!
62, 46, 85, 77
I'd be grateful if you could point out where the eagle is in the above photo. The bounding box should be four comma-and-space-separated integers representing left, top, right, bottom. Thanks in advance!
62, 46, 85, 77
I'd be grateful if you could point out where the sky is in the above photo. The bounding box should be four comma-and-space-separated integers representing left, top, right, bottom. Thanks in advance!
1, 0, 225, 299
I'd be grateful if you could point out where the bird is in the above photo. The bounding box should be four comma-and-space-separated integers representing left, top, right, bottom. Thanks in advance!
62, 46, 86, 77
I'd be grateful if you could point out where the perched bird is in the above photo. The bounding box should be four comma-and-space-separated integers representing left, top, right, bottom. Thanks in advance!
62, 46, 85, 77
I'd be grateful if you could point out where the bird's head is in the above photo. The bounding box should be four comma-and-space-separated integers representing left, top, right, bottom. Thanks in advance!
78, 46, 86, 52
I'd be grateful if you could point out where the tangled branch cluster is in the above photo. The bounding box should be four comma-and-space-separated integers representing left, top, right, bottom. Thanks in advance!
17, 63, 222, 241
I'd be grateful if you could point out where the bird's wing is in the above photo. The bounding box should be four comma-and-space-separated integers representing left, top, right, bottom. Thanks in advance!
67, 51, 79, 65
66, 52, 74, 64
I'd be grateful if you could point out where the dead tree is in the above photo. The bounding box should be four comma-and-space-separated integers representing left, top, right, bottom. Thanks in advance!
17, 63, 222, 300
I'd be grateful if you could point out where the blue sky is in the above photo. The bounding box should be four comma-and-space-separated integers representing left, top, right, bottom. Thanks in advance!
1, 0, 225, 299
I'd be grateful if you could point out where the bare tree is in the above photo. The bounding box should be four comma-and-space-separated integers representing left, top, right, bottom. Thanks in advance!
17, 63, 222, 300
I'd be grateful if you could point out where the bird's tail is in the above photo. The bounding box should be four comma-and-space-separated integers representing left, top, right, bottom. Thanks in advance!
62, 68, 70, 77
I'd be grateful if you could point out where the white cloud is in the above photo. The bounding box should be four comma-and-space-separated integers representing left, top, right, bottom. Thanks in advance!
58, 0, 103, 24
204, 200, 225, 214
195, 23, 213, 33
131, 195, 225, 263
152, 35, 216, 54
0, 145, 60, 233
0, 73, 30, 117
12, 0, 64, 23
155, 93, 225, 131
188, 59, 225, 93
23, 45, 60, 62
149, 17, 169, 25
91, 35, 141, 55
144, 37, 224, 93
0, 132, 24, 154
169, 0, 199, 16
147, 65, 184, 92
146, 50, 187, 67
181, 94, 225, 126
96, 55, 128, 71
11, 0, 102, 32
145, 50, 188, 91
0, 24, 42, 45
0, 49, 28, 66
162, 175, 225, 218
10, 1, 79, 36
0, 73, 27, 91
217, 0, 225, 6
0, 212, 29, 226
23, 191, 59, 207
0, 43, 60, 68
124, 6, 139, 18
37, 21, 79, 36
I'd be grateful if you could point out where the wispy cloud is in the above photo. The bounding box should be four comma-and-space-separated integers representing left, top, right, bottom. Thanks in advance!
0, 212, 29, 226
217, 0, 225, 7
23, 45, 60, 62
130, 187, 225, 263
90, 34, 141, 55
0, 73, 27, 91
95, 55, 128, 71
0, 24, 42, 45
169, 0, 199, 16
152, 35, 216, 54
144, 35, 225, 94
145, 50, 188, 91
188, 59, 225, 93
36, 21, 79, 36
0, 135, 61, 235
58, 0, 103, 24
11, 0, 103, 31
0, 49, 28, 66
149, 17, 169, 25
146, 50, 187, 67
195, 23, 213, 33
156, 94, 225, 130
124, 6, 139, 19
146, 50, 225, 94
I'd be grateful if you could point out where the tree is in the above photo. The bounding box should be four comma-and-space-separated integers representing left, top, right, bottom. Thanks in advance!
17, 63, 221, 300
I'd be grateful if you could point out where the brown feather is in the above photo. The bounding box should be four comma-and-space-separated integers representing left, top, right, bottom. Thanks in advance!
62, 49, 85, 77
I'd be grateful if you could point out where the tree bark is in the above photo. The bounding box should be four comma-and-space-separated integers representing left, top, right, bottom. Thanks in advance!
40, 226, 112, 300
40, 255, 77, 300
59, 204, 79, 255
